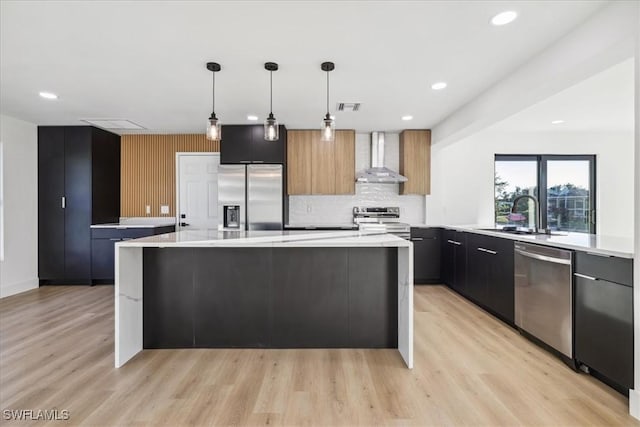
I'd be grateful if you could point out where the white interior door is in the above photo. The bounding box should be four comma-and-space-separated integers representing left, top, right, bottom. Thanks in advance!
177, 153, 220, 230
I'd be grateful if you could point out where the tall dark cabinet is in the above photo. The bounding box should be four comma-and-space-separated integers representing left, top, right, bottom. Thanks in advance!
38, 126, 121, 285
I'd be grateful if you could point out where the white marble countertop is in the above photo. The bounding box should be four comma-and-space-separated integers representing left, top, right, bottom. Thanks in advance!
116, 229, 411, 248
410, 224, 633, 258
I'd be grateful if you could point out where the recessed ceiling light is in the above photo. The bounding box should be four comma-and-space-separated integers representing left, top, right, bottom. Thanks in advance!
401, 115, 413, 121
247, 115, 258, 121
491, 11, 518, 26
431, 82, 447, 90
39, 91, 58, 99
551, 120, 565, 125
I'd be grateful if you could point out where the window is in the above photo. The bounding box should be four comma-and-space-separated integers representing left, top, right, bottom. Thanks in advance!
495, 155, 596, 233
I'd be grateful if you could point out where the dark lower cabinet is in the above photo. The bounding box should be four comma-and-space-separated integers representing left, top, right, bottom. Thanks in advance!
91, 225, 175, 282
441, 229, 467, 295
466, 234, 514, 324
574, 253, 634, 392
143, 247, 398, 349
411, 228, 441, 284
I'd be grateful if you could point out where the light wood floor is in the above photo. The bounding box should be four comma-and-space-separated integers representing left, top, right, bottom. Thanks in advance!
1, 285, 637, 427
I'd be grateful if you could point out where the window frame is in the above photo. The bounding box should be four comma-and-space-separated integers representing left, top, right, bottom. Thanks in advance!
495, 154, 596, 234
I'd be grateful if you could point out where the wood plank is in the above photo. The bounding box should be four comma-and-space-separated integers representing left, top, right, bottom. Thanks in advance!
0, 285, 636, 426
334, 130, 355, 195
120, 134, 217, 217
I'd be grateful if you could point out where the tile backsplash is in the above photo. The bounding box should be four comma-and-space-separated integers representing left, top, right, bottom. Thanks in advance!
288, 132, 425, 225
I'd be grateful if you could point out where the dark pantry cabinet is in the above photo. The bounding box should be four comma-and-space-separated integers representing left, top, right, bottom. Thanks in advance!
38, 126, 120, 284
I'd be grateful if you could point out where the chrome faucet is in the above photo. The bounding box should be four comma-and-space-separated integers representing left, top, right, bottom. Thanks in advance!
511, 194, 542, 233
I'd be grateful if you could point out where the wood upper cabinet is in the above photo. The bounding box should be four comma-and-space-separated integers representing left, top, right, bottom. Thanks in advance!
287, 130, 313, 194
334, 130, 356, 195
399, 130, 431, 195
287, 130, 355, 195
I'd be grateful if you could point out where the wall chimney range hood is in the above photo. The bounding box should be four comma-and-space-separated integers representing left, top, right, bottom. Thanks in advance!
356, 132, 408, 183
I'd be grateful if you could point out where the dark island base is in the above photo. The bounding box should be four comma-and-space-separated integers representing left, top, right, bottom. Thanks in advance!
143, 247, 398, 349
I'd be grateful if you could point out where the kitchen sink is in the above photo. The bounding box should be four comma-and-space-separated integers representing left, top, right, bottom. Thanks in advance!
477, 228, 568, 236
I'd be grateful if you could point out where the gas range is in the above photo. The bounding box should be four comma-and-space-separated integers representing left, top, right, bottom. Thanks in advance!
353, 207, 411, 239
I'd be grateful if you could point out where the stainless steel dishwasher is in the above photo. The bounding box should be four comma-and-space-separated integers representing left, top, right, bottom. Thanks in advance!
514, 242, 574, 363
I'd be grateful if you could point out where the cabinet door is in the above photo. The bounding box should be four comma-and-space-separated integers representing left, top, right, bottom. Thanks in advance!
91, 238, 117, 280
411, 228, 441, 283
38, 127, 66, 280
399, 130, 431, 195
441, 230, 455, 287
575, 276, 633, 390
220, 125, 252, 164
452, 232, 467, 294
311, 130, 336, 194
466, 234, 488, 304
334, 130, 355, 194
251, 125, 286, 164
64, 127, 92, 280
487, 238, 514, 323
287, 130, 313, 194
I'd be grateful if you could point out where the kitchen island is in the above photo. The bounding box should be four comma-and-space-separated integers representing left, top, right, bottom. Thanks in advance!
115, 230, 413, 369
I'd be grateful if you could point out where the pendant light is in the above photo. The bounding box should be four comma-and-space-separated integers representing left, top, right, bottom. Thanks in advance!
320, 61, 335, 142
205, 62, 221, 141
264, 62, 279, 141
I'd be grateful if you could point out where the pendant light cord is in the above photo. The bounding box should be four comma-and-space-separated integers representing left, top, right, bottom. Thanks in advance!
326, 71, 329, 114
270, 71, 273, 115
212, 71, 215, 113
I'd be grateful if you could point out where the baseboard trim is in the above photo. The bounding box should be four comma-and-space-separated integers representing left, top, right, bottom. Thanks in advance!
631, 389, 640, 420
0, 278, 39, 298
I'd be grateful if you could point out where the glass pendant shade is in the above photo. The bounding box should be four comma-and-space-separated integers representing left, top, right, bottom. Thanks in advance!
206, 114, 221, 141
264, 113, 279, 141
321, 114, 335, 141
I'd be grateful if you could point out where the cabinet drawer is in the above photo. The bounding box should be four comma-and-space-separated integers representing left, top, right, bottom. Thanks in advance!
410, 227, 441, 241
91, 228, 156, 239
575, 252, 633, 287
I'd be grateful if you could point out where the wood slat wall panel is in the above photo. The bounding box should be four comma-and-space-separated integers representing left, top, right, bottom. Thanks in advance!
121, 134, 217, 217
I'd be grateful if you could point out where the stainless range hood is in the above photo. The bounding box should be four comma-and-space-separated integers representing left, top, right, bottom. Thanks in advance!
356, 132, 408, 183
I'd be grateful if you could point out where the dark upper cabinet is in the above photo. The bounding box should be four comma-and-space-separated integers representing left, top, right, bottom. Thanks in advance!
466, 233, 515, 324
220, 124, 286, 164
38, 126, 120, 284
411, 228, 441, 284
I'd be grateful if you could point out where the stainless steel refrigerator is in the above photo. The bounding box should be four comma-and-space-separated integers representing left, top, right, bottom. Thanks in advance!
218, 164, 283, 231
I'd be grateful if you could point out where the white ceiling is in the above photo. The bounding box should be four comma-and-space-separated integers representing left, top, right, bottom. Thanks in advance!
0, 0, 607, 134
490, 58, 635, 133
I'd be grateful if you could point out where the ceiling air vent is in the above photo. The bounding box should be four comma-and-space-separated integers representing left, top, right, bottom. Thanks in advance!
81, 119, 146, 130
336, 102, 361, 112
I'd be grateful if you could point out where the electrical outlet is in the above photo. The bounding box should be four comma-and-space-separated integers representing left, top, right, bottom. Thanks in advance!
145, 205, 151, 215
160, 205, 170, 215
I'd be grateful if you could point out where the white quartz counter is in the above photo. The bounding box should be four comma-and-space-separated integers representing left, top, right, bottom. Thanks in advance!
116, 229, 411, 248
115, 228, 413, 369
410, 224, 633, 258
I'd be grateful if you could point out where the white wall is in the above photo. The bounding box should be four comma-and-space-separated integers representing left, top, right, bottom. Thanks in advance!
426, 129, 635, 238
288, 132, 425, 225
0, 114, 38, 297
433, 1, 638, 147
